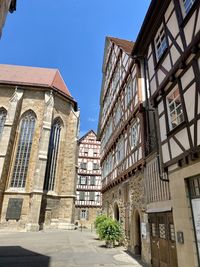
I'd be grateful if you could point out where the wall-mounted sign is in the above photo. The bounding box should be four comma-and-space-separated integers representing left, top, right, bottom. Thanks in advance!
6, 198, 23, 221
141, 222, 147, 239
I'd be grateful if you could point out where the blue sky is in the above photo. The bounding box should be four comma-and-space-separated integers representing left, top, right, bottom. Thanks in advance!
0, 0, 150, 137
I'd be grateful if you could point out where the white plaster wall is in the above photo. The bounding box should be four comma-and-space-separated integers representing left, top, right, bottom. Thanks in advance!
175, 128, 190, 150
170, 138, 183, 158
184, 84, 196, 122
162, 143, 170, 163
184, 13, 196, 46
181, 66, 195, 89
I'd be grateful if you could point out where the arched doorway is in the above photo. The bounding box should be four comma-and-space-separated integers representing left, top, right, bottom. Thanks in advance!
134, 210, 141, 255
113, 202, 120, 221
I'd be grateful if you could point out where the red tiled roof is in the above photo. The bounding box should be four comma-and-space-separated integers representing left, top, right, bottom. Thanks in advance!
0, 64, 71, 97
108, 37, 134, 55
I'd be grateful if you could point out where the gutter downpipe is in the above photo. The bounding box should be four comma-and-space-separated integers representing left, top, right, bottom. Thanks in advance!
133, 55, 169, 182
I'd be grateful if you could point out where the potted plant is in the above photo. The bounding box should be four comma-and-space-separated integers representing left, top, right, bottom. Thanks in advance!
96, 216, 123, 248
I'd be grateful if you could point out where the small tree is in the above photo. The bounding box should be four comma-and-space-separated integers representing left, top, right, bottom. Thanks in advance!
94, 214, 108, 236
97, 217, 123, 247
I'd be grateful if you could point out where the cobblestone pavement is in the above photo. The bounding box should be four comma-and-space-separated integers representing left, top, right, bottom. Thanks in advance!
0, 229, 147, 267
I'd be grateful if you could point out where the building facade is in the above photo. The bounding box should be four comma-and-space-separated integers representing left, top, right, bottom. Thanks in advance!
132, 0, 200, 266
0, 64, 79, 231
75, 130, 102, 228
0, 0, 16, 36
98, 37, 150, 263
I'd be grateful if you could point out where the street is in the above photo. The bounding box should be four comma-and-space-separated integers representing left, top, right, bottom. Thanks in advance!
0, 229, 146, 267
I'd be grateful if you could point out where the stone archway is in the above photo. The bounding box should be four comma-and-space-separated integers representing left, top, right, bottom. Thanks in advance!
113, 202, 120, 221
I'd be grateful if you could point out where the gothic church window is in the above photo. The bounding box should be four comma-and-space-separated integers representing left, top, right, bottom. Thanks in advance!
11, 111, 36, 188
44, 118, 62, 191
0, 108, 7, 140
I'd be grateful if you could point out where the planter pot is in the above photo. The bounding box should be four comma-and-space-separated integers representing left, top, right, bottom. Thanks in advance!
105, 240, 114, 248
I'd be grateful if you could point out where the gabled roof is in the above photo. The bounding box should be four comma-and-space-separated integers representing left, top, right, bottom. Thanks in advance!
78, 130, 97, 143
107, 36, 134, 55
0, 64, 71, 97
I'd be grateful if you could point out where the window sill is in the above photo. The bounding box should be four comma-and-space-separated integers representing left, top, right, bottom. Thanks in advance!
166, 121, 186, 138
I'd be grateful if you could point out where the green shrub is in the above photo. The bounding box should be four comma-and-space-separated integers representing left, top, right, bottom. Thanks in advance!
96, 217, 123, 247
94, 214, 108, 230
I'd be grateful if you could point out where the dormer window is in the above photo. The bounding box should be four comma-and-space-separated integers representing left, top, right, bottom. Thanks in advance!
155, 25, 168, 61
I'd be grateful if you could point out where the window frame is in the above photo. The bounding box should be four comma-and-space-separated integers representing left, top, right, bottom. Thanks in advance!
10, 111, 36, 188
166, 87, 184, 130
44, 117, 62, 191
131, 122, 138, 149
180, 0, 196, 16
154, 24, 168, 62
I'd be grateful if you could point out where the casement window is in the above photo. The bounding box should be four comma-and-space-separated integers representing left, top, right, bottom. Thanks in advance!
112, 65, 120, 91
115, 104, 121, 126
181, 0, 196, 15
0, 108, 7, 140
131, 122, 138, 148
188, 176, 200, 262
11, 111, 36, 188
44, 118, 62, 191
93, 163, 100, 170
89, 191, 95, 201
84, 150, 88, 156
79, 191, 85, 201
155, 25, 168, 61
132, 78, 138, 105
126, 79, 132, 106
116, 138, 124, 163
80, 176, 87, 185
80, 162, 87, 170
167, 88, 184, 130
80, 209, 89, 220
90, 176, 96, 185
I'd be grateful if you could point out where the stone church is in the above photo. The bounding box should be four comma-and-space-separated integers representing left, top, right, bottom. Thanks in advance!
0, 64, 79, 231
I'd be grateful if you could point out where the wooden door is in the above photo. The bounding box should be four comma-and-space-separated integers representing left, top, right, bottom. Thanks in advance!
149, 212, 178, 267
149, 213, 159, 267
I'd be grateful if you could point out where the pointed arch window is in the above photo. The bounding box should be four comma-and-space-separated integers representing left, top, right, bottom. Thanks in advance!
0, 108, 7, 140
44, 118, 62, 191
11, 111, 36, 188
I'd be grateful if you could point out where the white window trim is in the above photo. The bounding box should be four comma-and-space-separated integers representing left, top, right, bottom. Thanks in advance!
180, 0, 196, 16
154, 25, 168, 61
167, 87, 184, 130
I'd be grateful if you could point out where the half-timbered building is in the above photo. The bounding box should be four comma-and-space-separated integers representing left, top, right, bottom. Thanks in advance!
132, 0, 200, 266
75, 130, 102, 228
0, 64, 79, 231
98, 37, 150, 263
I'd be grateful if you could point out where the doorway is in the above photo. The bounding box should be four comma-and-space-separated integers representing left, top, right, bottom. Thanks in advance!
134, 210, 141, 255
113, 203, 119, 221
149, 212, 178, 267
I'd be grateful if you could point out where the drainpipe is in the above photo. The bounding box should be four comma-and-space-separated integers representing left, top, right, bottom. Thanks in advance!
132, 55, 169, 182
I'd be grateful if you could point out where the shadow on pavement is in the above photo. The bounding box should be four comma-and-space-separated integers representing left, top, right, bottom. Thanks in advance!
0, 246, 50, 267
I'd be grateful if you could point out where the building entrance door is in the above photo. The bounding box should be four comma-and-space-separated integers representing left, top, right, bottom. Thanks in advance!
149, 212, 178, 267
